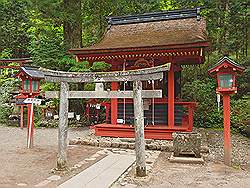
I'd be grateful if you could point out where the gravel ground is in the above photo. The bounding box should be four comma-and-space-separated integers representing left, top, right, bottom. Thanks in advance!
0, 126, 103, 188
0, 126, 90, 149
205, 129, 250, 168
113, 129, 250, 188
1, 126, 249, 188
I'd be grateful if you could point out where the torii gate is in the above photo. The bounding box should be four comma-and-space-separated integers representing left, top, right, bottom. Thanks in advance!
30, 63, 170, 176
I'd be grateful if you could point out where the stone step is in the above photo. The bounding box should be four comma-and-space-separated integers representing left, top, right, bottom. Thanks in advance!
57, 154, 135, 188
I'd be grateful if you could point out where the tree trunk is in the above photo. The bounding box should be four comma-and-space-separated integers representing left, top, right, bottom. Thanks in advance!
63, 0, 82, 49
63, 0, 83, 115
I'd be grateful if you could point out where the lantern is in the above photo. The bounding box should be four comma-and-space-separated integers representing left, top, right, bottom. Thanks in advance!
208, 56, 244, 166
16, 67, 43, 97
208, 56, 244, 95
22, 77, 40, 95
15, 66, 44, 148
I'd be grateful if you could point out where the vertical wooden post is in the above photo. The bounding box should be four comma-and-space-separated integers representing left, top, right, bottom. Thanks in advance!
57, 82, 69, 169
188, 106, 194, 131
20, 105, 24, 129
133, 80, 146, 177
27, 103, 34, 148
168, 64, 175, 128
86, 104, 90, 122
223, 94, 231, 166
105, 105, 110, 123
111, 82, 118, 124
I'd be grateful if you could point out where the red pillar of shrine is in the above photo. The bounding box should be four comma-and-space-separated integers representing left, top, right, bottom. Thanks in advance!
223, 94, 231, 166
111, 82, 119, 124
20, 105, 24, 129
168, 64, 175, 128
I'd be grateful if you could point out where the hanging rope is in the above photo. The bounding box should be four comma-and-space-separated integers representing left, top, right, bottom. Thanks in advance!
123, 60, 126, 124
151, 59, 155, 126
152, 80, 155, 125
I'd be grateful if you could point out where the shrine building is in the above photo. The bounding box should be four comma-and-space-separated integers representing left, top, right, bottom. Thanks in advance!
69, 8, 209, 140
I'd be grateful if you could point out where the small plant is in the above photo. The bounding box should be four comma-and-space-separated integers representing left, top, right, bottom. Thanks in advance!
0, 76, 19, 124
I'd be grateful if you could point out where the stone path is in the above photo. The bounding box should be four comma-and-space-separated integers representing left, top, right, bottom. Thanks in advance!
57, 153, 135, 188
112, 150, 161, 188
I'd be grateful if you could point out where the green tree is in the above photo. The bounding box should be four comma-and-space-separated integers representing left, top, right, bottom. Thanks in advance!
0, 0, 31, 57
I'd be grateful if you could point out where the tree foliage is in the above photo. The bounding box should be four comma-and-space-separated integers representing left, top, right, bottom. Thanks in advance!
0, 0, 31, 57
0, 0, 248, 132
0, 76, 19, 123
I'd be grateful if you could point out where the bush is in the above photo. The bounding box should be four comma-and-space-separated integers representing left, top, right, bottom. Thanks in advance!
182, 78, 218, 128
231, 97, 250, 134
0, 105, 13, 124
91, 61, 111, 72
0, 76, 19, 124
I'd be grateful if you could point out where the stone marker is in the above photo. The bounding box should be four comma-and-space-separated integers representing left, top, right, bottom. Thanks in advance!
173, 132, 202, 158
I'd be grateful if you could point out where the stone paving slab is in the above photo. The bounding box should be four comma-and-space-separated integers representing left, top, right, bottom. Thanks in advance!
169, 153, 205, 164
57, 154, 135, 188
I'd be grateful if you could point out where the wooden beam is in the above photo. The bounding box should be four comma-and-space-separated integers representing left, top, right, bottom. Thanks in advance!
45, 72, 164, 83
41, 63, 170, 82
57, 82, 69, 170
45, 90, 162, 99
133, 80, 146, 177
0, 66, 20, 69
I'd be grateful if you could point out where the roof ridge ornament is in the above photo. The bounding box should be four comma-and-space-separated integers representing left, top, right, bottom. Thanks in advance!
107, 8, 202, 25
197, 7, 201, 21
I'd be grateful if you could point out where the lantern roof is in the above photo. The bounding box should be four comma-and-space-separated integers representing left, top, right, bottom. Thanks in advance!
69, 8, 208, 60
208, 56, 245, 75
16, 66, 45, 79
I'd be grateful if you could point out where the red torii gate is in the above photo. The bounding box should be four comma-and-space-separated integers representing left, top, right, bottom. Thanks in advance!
0, 58, 31, 69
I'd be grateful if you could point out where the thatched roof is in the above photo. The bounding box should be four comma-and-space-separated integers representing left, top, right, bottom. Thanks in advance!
70, 8, 208, 55
91, 18, 206, 50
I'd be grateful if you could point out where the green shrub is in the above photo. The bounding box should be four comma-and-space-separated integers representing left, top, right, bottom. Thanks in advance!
0, 105, 13, 124
0, 77, 19, 124
230, 97, 250, 134
182, 79, 218, 128
91, 61, 112, 72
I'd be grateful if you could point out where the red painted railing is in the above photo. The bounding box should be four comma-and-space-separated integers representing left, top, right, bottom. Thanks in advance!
100, 98, 197, 130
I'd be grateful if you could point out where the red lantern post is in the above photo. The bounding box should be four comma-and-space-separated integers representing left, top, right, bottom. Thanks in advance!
15, 67, 44, 148
208, 56, 245, 166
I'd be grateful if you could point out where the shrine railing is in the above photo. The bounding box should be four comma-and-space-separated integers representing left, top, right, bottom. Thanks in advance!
100, 99, 197, 130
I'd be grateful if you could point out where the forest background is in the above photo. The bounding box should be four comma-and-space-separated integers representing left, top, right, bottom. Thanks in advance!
0, 0, 249, 135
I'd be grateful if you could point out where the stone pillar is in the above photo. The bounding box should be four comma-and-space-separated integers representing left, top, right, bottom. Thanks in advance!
57, 82, 69, 169
133, 80, 146, 177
